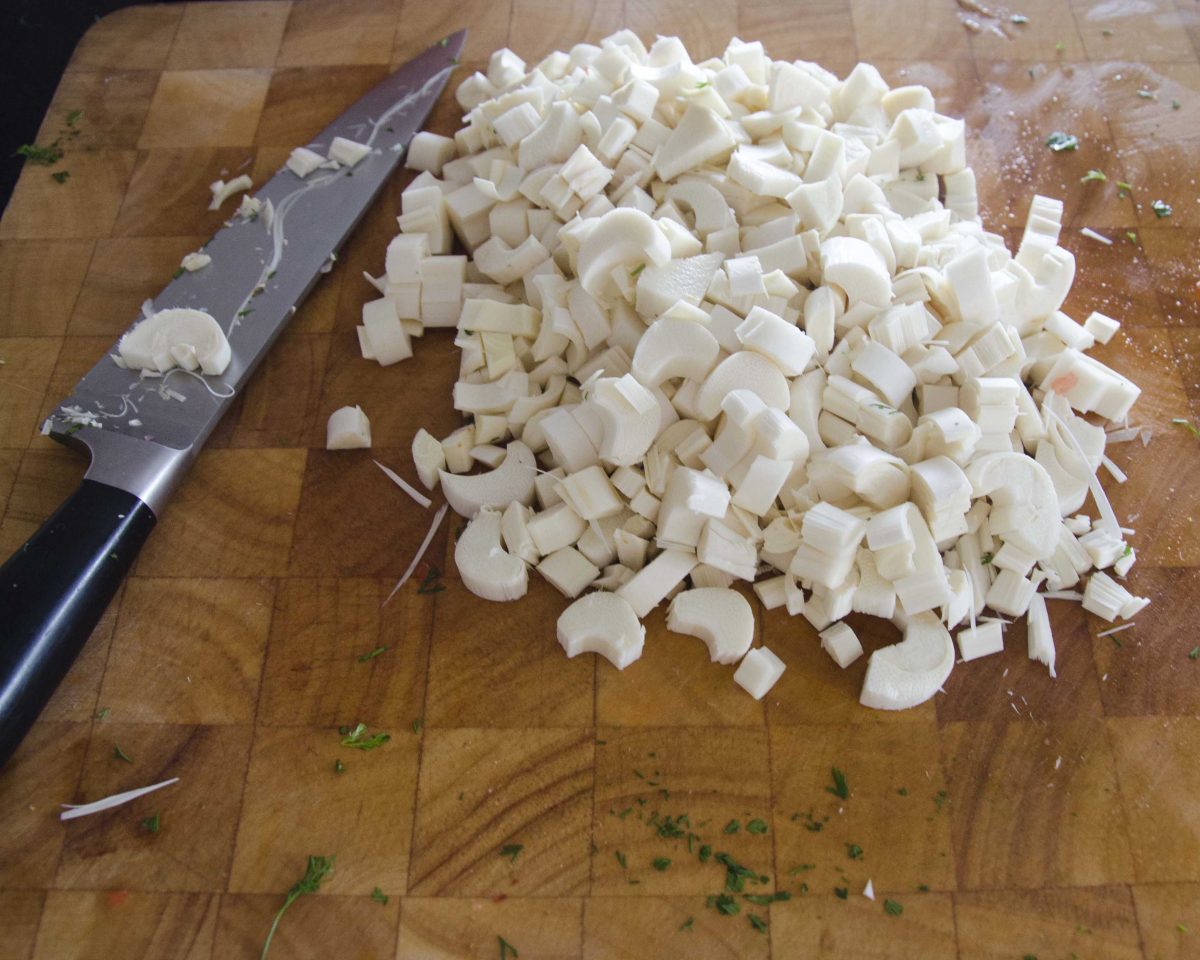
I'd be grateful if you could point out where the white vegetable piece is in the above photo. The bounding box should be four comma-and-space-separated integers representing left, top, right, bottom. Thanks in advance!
860, 612, 954, 711
956, 621, 1004, 661
180, 251, 211, 272
820, 622, 863, 668
557, 591, 646, 669
733, 646, 787, 699
328, 136, 371, 167
405, 131, 457, 175
667, 588, 755, 664
209, 174, 253, 210
439, 441, 537, 518
286, 147, 325, 179
118, 308, 231, 376
326, 405, 372, 450
456, 507, 528, 602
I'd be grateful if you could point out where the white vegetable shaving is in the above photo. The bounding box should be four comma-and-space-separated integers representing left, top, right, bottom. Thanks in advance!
1079, 227, 1112, 245
60, 777, 179, 821
1096, 621, 1135, 638
383, 502, 448, 605
373, 459, 432, 508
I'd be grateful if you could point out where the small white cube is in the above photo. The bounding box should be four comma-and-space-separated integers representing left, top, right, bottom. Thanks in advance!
956, 621, 1004, 662
328, 136, 371, 167
733, 646, 786, 700
537, 547, 600, 599
286, 146, 325, 179
326, 405, 371, 450
405, 131, 457, 176
820, 622, 864, 669
1083, 310, 1121, 345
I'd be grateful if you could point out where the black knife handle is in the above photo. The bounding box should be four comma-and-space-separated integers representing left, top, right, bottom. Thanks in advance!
0, 480, 155, 767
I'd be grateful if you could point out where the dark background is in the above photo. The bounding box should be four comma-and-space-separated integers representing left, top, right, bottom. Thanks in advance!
1, 0, 166, 209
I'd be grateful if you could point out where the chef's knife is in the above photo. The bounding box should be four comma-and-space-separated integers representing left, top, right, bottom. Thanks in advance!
0, 31, 466, 767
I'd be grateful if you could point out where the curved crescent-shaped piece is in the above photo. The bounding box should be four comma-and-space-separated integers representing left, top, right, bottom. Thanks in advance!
694, 351, 791, 421
119, 308, 231, 376
631, 318, 720, 387
455, 507, 528, 602
859, 611, 954, 711
591, 375, 662, 467
557, 591, 646, 670
964, 451, 1060, 560
664, 180, 732, 237
666, 588, 754, 664
820, 236, 892, 308
576, 208, 672, 300
439, 441, 537, 518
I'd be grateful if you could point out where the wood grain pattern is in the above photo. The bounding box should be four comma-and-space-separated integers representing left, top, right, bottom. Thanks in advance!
0, 2, 1199, 957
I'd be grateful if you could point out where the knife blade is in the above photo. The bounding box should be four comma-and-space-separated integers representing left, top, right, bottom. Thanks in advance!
0, 30, 466, 767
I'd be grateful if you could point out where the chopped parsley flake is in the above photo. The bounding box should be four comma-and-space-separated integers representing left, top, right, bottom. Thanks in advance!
334, 759, 345, 774
371, 886, 388, 905
615, 851, 627, 869
1171, 418, 1200, 438
933, 790, 949, 811
411, 718, 423, 734
918, 884, 931, 892
711, 893, 740, 915
94, 707, 110, 721
652, 857, 671, 871
724, 819, 740, 834
834, 886, 848, 899
749, 913, 768, 934
438, 37, 449, 46
746, 818, 768, 835
498, 935, 518, 959
357, 645, 388, 662
827, 766, 850, 800
678, 916, 694, 931
699, 844, 712, 863
51, 171, 70, 184
630, 262, 646, 278
1102, 28, 1113, 36
140, 812, 160, 833
1151, 199, 1172, 218
113, 744, 133, 763
417, 565, 445, 594
1126, 231, 1138, 243
1188, 647, 1199, 660
500, 844, 523, 863
1172, 99, 1181, 110
846, 843, 864, 860
15, 142, 63, 166
262, 856, 334, 960
1046, 131, 1080, 152
788, 864, 815, 876
1055, 40, 1065, 52
340, 722, 390, 751
1081, 169, 1107, 183
884, 899, 904, 917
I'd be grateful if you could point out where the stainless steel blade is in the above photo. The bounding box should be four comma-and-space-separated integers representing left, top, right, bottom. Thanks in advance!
44, 30, 466, 513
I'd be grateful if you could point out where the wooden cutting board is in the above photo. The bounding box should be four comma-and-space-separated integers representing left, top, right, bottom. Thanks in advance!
2, 1, 1199, 958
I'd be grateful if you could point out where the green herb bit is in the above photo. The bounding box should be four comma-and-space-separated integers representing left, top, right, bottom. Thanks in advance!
450, 57, 461, 66
113, 744, 133, 763
748, 913, 768, 934
1027, 68, 1036, 80
357, 645, 388, 662
371, 886, 388, 905
724, 819, 740, 834
834, 886, 848, 900
51, 171, 70, 184
1111, 634, 1124, 648
261, 855, 335, 960
94, 707, 110, 721
981, 552, 993, 565
1010, 13, 1028, 23
917, 883, 931, 892
411, 718, 424, 734
498, 935, 519, 960
1045, 131, 1080, 152
1136, 89, 1156, 100
438, 37, 449, 46
712, 893, 740, 916
788, 864, 815, 876
897, 787, 908, 796
615, 851, 628, 869
933, 789, 949, 811
827, 766, 850, 800
1081, 169, 1107, 183
1178, 923, 1189, 933
340, 722, 390, 751
629, 262, 646, 278
678, 916, 694, 931
171, 267, 186, 280
15, 142, 63, 166
1188, 647, 1199, 660
1126, 231, 1138, 243
798, 882, 809, 894
699, 844, 712, 863
695, 81, 711, 89
1171, 418, 1200, 438
500, 843, 523, 864
417, 564, 445, 594
1172, 99, 1181, 110
140, 812, 161, 833
65, 109, 84, 127
334, 759, 345, 774
1151, 199, 1173, 218
1055, 40, 1065, 52
1023, 955, 1038, 960
652, 857, 671, 871
846, 843, 864, 860
1102, 28, 1113, 36
746, 818, 768, 835
884, 899, 904, 917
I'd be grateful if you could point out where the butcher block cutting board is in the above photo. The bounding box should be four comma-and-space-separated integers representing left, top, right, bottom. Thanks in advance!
2, 1, 1200, 958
